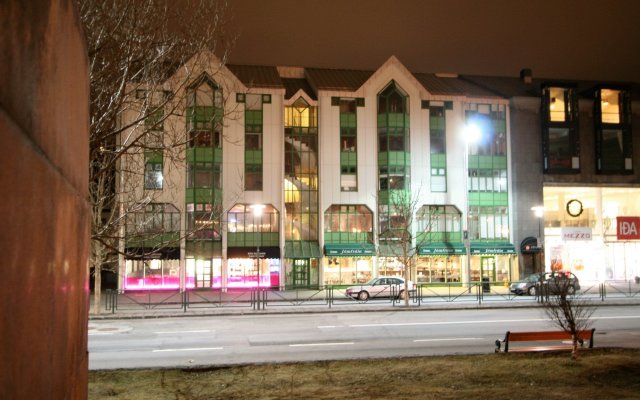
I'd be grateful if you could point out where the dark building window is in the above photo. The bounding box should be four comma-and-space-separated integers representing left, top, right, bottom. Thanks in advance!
541, 85, 580, 173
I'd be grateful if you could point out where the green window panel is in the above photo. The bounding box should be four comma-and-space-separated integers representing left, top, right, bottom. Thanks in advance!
378, 151, 410, 166
144, 150, 163, 164
245, 110, 263, 125
340, 152, 357, 166
185, 240, 222, 258
227, 232, 279, 248
187, 148, 214, 163
431, 153, 446, 168
377, 113, 408, 127
126, 232, 180, 248
492, 156, 507, 169
245, 150, 263, 164
185, 188, 217, 203
186, 106, 222, 124
429, 117, 445, 130
339, 113, 356, 128
468, 192, 509, 207
145, 109, 164, 130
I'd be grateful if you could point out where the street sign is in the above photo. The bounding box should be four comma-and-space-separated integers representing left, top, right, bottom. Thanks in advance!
248, 252, 266, 258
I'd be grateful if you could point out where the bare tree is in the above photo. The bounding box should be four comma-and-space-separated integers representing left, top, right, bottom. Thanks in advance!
78, 0, 235, 313
378, 190, 433, 307
542, 273, 597, 359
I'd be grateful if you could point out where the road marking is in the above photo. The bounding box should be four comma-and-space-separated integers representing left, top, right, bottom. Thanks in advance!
153, 347, 222, 352
413, 337, 484, 343
154, 330, 211, 334
349, 318, 549, 328
318, 325, 344, 329
88, 332, 114, 336
289, 342, 354, 347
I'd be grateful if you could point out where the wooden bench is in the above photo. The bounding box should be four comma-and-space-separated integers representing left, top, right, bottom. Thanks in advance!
495, 329, 595, 353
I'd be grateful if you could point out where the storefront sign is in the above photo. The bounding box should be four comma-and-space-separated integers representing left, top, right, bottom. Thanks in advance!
470, 243, 516, 254
561, 227, 592, 241
418, 243, 465, 255
324, 243, 375, 256
617, 216, 640, 240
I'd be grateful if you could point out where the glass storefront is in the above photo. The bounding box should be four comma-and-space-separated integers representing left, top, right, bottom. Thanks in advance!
544, 186, 640, 282
323, 257, 372, 285
124, 259, 180, 290
416, 256, 461, 283
227, 258, 280, 288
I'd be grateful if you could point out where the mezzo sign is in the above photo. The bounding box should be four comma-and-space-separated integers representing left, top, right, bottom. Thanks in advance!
617, 216, 640, 240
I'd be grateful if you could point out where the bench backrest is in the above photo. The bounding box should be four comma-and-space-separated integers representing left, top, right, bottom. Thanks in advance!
507, 329, 594, 342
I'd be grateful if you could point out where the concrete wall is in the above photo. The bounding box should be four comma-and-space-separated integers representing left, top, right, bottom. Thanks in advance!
0, 1, 89, 399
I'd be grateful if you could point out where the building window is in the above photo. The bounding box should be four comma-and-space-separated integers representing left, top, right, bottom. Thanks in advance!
126, 203, 180, 237
245, 93, 264, 190
324, 205, 373, 243
339, 98, 357, 191
144, 151, 163, 190
429, 104, 447, 192
542, 85, 579, 173
186, 203, 221, 240
284, 97, 318, 241
377, 81, 410, 241
596, 88, 632, 174
187, 162, 220, 189
417, 205, 462, 242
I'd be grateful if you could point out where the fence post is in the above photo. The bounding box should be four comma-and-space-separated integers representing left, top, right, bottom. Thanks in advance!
600, 282, 606, 301
182, 289, 188, 312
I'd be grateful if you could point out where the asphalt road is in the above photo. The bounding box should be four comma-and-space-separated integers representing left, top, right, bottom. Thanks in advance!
88, 305, 640, 370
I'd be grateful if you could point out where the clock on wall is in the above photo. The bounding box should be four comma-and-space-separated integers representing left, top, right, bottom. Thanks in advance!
566, 199, 583, 217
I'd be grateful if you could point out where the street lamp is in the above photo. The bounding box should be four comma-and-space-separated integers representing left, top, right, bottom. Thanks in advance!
531, 206, 544, 273
463, 122, 482, 288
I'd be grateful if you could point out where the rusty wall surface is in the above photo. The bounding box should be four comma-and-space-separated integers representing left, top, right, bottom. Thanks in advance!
0, 1, 90, 399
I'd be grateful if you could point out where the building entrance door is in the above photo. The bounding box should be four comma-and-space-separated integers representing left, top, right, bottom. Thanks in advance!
480, 256, 496, 281
292, 259, 310, 288
195, 259, 212, 288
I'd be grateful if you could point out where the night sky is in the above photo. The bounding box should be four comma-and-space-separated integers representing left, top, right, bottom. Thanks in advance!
226, 0, 640, 82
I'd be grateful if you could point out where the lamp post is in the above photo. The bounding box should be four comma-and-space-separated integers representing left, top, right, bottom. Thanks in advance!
464, 122, 482, 288
531, 206, 544, 274
249, 204, 266, 288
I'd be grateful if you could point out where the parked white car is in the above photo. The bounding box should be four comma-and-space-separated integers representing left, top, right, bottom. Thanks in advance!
345, 277, 415, 301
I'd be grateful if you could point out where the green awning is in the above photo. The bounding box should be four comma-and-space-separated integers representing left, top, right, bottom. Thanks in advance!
324, 243, 375, 257
285, 241, 321, 258
418, 242, 466, 256
470, 242, 516, 255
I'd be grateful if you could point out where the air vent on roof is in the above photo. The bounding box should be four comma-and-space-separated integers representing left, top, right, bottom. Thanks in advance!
520, 68, 533, 84
435, 72, 459, 78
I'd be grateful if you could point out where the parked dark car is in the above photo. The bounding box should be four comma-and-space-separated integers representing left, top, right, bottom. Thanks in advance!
510, 271, 580, 296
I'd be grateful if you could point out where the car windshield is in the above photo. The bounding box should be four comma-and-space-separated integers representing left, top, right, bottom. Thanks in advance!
525, 274, 540, 282
364, 278, 379, 286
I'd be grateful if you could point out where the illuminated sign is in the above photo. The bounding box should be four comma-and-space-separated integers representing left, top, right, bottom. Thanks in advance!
617, 216, 640, 240
561, 227, 592, 241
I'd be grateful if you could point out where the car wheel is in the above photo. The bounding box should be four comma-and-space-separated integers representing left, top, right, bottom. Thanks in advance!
527, 286, 537, 296
567, 285, 576, 295
358, 291, 369, 301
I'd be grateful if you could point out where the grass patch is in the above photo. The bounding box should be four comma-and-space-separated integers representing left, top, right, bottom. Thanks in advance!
89, 348, 640, 399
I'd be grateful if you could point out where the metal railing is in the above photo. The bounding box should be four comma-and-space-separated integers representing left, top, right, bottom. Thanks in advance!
101, 280, 640, 314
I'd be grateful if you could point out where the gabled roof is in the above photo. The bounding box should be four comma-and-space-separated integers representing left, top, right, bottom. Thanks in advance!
226, 64, 283, 89
282, 78, 317, 100
305, 68, 374, 92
